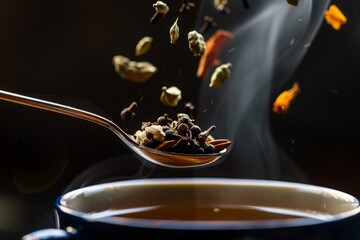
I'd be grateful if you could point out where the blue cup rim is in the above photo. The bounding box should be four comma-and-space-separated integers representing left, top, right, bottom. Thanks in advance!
55, 178, 360, 231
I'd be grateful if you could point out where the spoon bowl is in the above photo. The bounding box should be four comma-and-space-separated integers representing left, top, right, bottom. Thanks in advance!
0, 90, 227, 168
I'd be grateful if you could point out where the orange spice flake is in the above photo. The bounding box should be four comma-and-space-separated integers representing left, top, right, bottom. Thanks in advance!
273, 82, 300, 114
196, 29, 234, 78
325, 4, 347, 30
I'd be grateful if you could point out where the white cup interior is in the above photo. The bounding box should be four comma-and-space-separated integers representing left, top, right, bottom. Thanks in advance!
59, 178, 360, 229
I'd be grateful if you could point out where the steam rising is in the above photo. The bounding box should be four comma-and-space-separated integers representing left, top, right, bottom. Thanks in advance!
196, 0, 330, 180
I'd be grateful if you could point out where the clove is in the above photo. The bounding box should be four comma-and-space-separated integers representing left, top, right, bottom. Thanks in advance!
199, 16, 218, 34
197, 125, 216, 143
184, 102, 195, 119
120, 102, 138, 121
170, 137, 190, 152
179, 0, 195, 12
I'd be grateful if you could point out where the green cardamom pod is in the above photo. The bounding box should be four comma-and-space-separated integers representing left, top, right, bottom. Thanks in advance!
153, 1, 169, 15
135, 36, 153, 56
188, 30, 206, 56
160, 86, 182, 107
169, 18, 179, 44
209, 63, 232, 87
112, 55, 157, 83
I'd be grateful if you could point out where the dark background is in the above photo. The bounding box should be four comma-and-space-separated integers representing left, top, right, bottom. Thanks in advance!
0, 0, 359, 239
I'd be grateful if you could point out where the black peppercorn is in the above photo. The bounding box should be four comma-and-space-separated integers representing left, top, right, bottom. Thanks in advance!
164, 130, 182, 142
162, 125, 170, 132
187, 139, 205, 154
190, 125, 201, 139
203, 142, 215, 153
157, 113, 172, 126
177, 123, 189, 136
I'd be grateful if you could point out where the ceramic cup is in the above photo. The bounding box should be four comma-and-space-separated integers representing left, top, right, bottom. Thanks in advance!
23, 178, 360, 240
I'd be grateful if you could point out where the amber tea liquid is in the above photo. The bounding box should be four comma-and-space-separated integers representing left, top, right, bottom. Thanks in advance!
88, 203, 329, 222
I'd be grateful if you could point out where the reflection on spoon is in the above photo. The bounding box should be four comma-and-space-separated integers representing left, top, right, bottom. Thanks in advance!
0, 90, 228, 169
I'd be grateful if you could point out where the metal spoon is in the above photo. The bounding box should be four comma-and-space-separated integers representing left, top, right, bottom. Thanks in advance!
0, 89, 227, 168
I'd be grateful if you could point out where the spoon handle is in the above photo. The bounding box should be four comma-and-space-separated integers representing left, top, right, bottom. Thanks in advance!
0, 89, 131, 142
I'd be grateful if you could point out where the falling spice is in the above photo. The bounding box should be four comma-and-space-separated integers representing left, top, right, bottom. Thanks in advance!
135, 36, 153, 56
209, 63, 232, 88
184, 102, 195, 119
197, 30, 234, 78
242, 0, 250, 9
188, 30, 206, 56
160, 86, 182, 107
120, 102, 138, 121
273, 82, 300, 114
179, 0, 195, 12
325, 4, 347, 30
150, 1, 170, 23
214, 0, 230, 14
287, 0, 299, 6
199, 16, 218, 34
169, 18, 180, 44
113, 55, 157, 83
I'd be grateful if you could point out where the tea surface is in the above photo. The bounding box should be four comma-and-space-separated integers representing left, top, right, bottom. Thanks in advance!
88, 203, 329, 221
